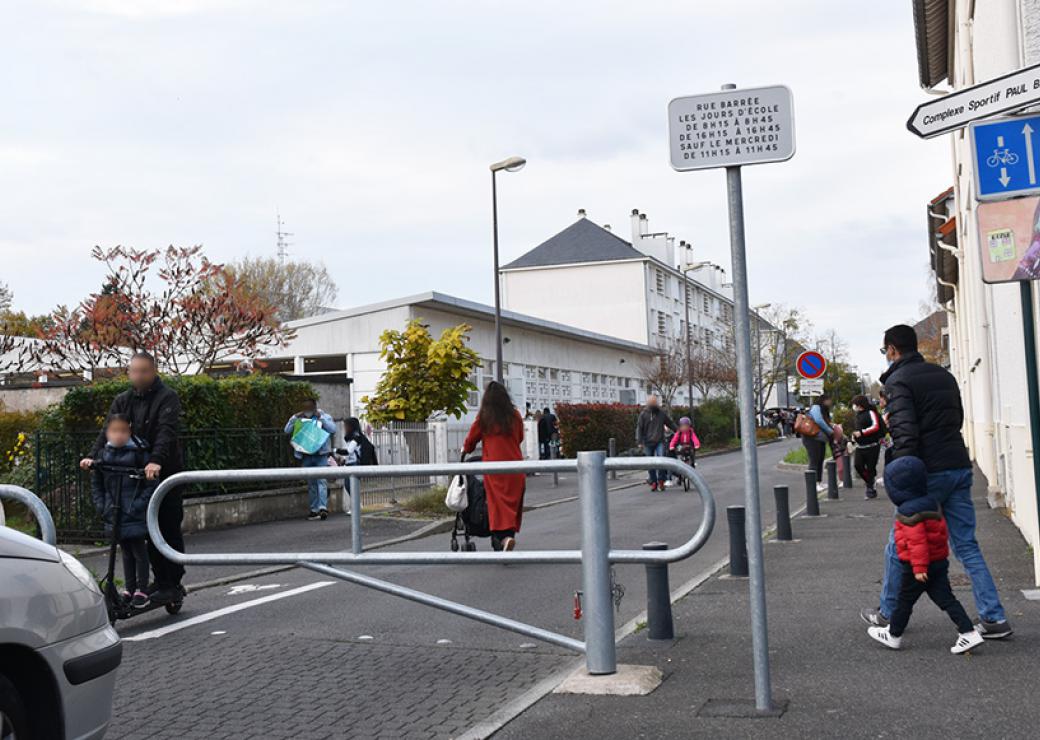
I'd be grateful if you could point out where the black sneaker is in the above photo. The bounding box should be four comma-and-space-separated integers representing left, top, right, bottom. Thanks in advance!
307, 511, 321, 521
975, 619, 1013, 639
319, 508, 328, 520
865, 488, 878, 500
149, 585, 182, 606
860, 608, 889, 628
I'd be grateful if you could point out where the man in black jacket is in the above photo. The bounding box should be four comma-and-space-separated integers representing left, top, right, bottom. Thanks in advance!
860, 325, 1011, 639
81, 352, 186, 605
635, 395, 676, 492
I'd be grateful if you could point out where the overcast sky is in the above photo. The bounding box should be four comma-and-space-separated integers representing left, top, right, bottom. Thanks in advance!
1, 0, 950, 377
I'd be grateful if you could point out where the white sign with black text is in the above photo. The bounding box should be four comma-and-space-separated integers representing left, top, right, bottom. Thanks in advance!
799, 378, 824, 397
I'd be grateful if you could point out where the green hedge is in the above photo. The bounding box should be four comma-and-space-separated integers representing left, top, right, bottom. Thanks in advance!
45, 374, 316, 433
555, 398, 743, 457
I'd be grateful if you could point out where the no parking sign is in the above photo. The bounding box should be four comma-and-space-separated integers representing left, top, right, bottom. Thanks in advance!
795, 350, 827, 380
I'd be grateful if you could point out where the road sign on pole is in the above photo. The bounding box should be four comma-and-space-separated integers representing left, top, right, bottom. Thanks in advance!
669, 82, 795, 715
668, 85, 795, 172
971, 114, 1040, 201
795, 350, 827, 380
799, 378, 824, 396
906, 62, 1040, 139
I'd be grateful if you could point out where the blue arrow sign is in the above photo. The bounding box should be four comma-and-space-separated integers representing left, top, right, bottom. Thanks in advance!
971, 115, 1040, 201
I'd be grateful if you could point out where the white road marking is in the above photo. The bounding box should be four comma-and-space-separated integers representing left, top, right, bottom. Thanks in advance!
211, 631, 227, 635
226, 583, 282, 596
357, 635, 374, 641
436, 639, 452, 645
123, 581, 335, 642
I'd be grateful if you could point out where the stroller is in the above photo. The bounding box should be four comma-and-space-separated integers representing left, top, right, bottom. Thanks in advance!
94, 462, 185, 624
449, 453, 491, 552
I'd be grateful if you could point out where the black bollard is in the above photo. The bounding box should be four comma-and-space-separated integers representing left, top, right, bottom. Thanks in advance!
774, 485, 793, 541
727, 506, 749, 577
843, 456, 853, 488
643, 542, 674, 640
608, 438, 617, 480
551, 443, 559, 488
804, 470, 820, 516
826, 459, 839, 499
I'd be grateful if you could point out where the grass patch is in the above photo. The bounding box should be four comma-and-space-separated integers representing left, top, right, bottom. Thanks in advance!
395, 487, 451, 518
783, 446, 808, 465
633, 620, 647, 634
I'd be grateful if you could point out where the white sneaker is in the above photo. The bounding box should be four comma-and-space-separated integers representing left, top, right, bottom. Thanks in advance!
816, 482, 827, 493
868, 626, 902, 649
951, 630, 984, 654
664, 480, 676, 488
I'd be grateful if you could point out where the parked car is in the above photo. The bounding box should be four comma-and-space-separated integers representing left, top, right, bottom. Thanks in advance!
0, 525, 121, 739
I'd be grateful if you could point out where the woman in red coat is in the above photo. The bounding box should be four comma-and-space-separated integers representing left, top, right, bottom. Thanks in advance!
462, 381, 525, 551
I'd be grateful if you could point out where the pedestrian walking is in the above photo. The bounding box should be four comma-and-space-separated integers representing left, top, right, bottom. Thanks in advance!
462, 381, 525, 551
851, 394, 884, 499
865, 456, 984, 654
284, 397, 337, 521
635, 394, 676, 492
800, 393, 835, 492
339, 417, 378, 466
82, 352, 186, 606
537, 406, 558, 460
861, 324, 1012, 639
90, 413, 156, 609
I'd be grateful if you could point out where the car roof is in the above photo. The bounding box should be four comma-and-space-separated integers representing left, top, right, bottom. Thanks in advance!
0, 526, 60, 562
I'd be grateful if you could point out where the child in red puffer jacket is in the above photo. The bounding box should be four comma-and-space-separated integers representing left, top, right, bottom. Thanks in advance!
866, 456, 984, 655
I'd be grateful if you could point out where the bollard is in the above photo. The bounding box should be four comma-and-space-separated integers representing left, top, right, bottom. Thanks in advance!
643, 542, 674, 640
551, 443, 559, 488
804, 470, 820, 516
826, 459, 839, 500
842, 456, 853, 489
773, 485, 792, 541
350, 476, 363, 554
727, 506, 749, 577
577, 451, 616, 675
608, 438, 617, 480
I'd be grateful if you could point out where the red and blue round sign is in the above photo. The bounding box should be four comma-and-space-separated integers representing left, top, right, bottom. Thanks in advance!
796, 351, 827, 380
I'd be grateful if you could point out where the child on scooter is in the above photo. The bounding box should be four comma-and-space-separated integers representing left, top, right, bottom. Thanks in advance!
90, 413, 155, 608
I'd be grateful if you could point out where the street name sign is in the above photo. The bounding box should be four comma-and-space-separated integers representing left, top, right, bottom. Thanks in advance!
907, 62, 1040, 139
795, 350, 827, 380
799, 378, 824, 396
668, 85, 795, 171
970, 114, 1040, 200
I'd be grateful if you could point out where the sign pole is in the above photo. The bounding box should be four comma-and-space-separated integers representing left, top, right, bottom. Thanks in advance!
722, 84, 773, 713
1020, 282, 1040, 579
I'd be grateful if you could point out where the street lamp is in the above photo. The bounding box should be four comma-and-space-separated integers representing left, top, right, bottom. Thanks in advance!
489, 156, 526, 383
752, 303, 771, 425
680, 250, 713, 412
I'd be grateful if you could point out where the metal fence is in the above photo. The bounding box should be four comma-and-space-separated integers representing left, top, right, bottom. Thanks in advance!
33, 428, 295, 542
362, 421, 438, 505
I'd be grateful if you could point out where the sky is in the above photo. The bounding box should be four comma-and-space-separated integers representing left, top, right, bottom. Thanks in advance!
0, 0, 951, 378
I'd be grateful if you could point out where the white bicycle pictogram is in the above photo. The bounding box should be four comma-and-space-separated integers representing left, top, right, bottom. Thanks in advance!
986, 148, 1020, 167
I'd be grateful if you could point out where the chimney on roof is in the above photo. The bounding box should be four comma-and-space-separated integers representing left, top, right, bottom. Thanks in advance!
577, 208, 586, 219
630, 209, 641, 243
603, 224, 611, 232
639, 213, 648, 236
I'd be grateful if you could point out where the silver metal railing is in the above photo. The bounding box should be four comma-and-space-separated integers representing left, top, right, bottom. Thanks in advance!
0, 484, 58, 546
146, 451, 715, 675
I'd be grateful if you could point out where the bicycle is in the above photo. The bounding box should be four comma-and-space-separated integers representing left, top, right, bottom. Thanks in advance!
674, 445, 696, 492
986, 148, 1019, 167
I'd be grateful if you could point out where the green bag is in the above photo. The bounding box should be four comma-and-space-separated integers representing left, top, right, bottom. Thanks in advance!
291, 418, 330, 455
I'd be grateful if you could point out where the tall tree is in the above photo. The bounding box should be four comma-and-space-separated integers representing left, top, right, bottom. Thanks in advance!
639, 342, 687, 408
227, 256, 339, 322
0, 282, 11, 312
362, 319, 480, 423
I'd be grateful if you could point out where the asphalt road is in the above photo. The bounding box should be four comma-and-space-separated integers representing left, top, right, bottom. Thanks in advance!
106, 440, 805, 739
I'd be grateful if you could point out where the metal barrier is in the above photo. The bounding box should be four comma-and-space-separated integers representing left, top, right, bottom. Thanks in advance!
147, 451, 715, 676
0, 484, 58, 546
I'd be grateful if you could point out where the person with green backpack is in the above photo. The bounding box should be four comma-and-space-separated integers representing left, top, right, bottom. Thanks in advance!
284, 397, 337, 520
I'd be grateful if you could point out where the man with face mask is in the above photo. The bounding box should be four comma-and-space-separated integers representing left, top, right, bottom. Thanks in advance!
82, 352, 186, 606
860, 325, 1011, 640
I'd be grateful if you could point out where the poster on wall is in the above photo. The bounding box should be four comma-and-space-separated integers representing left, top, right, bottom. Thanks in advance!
976, 196, 1040, 282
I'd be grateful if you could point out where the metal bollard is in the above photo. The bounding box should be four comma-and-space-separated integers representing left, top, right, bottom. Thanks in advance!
773, 485, 792, 541
350, 476, 362, 554
551, 443, 559, 488
608, 438, 617, 480
842, 456, 853, 489
727, 505, 749, 577
826, 459, 839, 500
643, 542, 674, 640
577, 451, 616, 674
804, 470, 820, 516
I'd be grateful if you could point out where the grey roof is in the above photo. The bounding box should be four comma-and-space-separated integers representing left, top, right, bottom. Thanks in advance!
502, 218, 644, 270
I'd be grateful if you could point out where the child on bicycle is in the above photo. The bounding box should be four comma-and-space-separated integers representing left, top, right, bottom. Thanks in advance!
90, 413, 156, 608
669, 416, 701, 467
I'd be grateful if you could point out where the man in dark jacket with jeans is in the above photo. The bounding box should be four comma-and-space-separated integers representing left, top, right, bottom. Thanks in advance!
860, 325, 1011, 639
636, 395, 676, 492
82, 352, 186, 605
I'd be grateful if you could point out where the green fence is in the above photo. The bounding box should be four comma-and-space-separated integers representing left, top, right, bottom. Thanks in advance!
34, 428, 296, 543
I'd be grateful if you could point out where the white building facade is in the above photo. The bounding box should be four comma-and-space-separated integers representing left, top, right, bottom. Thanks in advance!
915, 0, 1040, 582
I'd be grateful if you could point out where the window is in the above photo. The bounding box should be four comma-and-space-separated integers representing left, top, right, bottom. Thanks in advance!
657, 312, 667, 335
549, 368, 559, 381
703, 294, 710, 313
655, 269, 665, 293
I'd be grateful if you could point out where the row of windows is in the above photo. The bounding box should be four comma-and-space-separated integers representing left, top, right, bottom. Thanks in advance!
656, 268, 734, 323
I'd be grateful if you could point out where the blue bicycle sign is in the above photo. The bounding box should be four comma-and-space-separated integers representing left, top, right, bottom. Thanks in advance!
986, 148, 1020, 167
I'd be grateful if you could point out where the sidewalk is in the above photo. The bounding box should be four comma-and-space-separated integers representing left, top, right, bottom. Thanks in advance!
496, 466, 1039, 738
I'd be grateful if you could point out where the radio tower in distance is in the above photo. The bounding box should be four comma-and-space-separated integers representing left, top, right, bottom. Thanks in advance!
276, 211, 293, 263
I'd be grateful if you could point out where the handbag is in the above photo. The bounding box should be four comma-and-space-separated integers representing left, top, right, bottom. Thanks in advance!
445, 474, 468, 512
291, 418, 331, 455
793, 413, 820, 438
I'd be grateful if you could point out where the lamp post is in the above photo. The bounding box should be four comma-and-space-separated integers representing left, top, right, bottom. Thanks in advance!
752, 303, 771, 426
680, 251, 712, 414
489, 155, 526, 383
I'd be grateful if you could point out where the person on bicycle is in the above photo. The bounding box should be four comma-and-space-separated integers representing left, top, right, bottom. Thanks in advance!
669, 416, 701, 467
